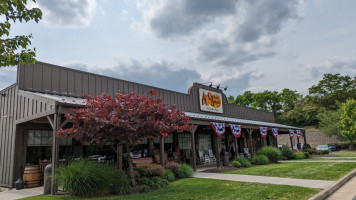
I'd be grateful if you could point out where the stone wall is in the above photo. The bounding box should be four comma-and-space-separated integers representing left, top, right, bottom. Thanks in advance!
277, 126, 340, 148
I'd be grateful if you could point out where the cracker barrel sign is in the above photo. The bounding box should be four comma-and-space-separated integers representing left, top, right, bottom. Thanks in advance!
199, 88, 223, 113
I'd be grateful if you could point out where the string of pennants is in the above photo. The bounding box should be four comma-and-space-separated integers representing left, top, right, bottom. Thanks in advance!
210, 122, 302, 139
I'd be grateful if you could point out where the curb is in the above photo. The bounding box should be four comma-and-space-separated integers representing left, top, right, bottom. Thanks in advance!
309, 168, 356, 200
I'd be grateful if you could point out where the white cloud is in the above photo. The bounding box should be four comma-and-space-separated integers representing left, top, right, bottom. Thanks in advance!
0, 67, 17, 91
37, 0, 97, 28
305, 55, 356, 79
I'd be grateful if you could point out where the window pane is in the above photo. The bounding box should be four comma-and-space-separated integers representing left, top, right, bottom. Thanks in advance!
34, 130, 42, 146
27, 130, 34, 146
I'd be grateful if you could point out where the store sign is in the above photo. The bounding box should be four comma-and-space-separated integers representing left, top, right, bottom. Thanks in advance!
199, 88, 223, 113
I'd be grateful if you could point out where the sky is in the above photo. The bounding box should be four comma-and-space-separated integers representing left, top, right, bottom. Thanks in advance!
1, 0, 356, 97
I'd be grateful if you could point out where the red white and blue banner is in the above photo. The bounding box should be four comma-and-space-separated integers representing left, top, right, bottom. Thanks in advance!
272, 128, 278, 138
230, 124, 242, 138
210, 122, 225, 137
161, 133, 168, 137
289, 129, 294, 138
296, 130, 301, 139
259, 127, 268, 138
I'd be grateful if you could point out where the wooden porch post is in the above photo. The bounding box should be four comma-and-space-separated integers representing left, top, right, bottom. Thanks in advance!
297, 137, 300, 149
190, 125, 198, 171
290, 136, 293, 149
213, 133, 220, 167
148, 138, 154, 156
234, 138, 238, 156
247, 128, 253, 155
160, 135, 165, 167
303, 132, 307, 150
50, 111, 60, 195
118, 141, 123, 171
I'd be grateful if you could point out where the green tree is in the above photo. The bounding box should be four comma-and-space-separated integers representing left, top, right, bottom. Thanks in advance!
252, 90, 282, 116
308, 74, 356, 110
0, 0, 42, 67
279, 88, 301, 112
233, 91, 254, 107
277, 97, 320, 126
317, 108, 341, 139
338, 99, 356, 150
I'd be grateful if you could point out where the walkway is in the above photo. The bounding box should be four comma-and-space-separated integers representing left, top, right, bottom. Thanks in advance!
0, 186, 43, 200
279, 160, 356, 163
326, 176, 356, 200
193, 172, 334, 189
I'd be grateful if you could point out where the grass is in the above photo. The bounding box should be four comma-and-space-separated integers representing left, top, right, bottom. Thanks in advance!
331, 152, 356, 157
21, 178, 320, 200
224, 162, 356, 181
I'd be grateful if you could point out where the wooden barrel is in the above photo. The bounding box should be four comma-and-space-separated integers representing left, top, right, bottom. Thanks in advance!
23, 165, 41, 188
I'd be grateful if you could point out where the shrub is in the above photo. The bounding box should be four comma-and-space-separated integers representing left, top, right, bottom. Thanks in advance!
163, 169, 175, 182
110, 171, 131, 195
151, 176, 169, 189
303, 152, 310, 158
306, 148, 317, 155
294, 152, 306, 160
281, 146, 295, 160
141, 185, 151, 193
166, 161, 180, 177
232, 161, 241, 168
257, 147, 282, 162
323, 150, 330, 154
252, 155, 270, 165
55, 160, 114, 197
234, 157, 251, 168
140, 177, 153, 187
178, 164, 194, 178
134, 166, 148, 178
141, 176, 169, 191
147, 165, 165, 177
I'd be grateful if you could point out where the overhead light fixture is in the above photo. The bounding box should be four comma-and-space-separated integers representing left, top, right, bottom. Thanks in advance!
217, 84, 220, 89
209, 82, 213, 87
224, 86, 228, 91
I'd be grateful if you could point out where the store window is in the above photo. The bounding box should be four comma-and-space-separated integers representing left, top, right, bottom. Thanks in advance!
178, 133, 191, 150
198, 134, 212, 154
26, 130, 73, 165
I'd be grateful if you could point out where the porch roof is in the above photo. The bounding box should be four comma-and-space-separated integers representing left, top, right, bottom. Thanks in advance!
185, 112, 303, 131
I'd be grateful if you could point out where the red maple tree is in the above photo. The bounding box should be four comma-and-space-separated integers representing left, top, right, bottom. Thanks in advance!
57, 91, 192, 185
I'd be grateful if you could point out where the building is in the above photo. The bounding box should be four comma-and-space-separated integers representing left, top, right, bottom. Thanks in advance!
0, 62, 305, 188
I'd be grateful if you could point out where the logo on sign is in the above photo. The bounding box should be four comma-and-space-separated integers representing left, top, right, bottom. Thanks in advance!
199, 89, 223, 113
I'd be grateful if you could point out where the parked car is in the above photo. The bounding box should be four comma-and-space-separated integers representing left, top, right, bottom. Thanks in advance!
316, 145, 330, 151
278, 144, 288, 150
328, 143, 339, 151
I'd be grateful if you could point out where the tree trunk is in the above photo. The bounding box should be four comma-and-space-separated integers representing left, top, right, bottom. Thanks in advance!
350, 140, 354, 150
125, 143, 136, 186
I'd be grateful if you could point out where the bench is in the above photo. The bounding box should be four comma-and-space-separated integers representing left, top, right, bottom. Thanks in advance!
132, 157, 158, 167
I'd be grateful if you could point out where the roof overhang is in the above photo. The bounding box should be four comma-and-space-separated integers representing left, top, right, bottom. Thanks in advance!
185, 112, 304, 132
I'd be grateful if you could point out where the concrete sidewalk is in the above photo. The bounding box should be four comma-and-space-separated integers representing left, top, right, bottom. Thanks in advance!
279, 160, 356, 163
0, 186, 43, 200
194, 172, 334, 189
326, 176, 356, 200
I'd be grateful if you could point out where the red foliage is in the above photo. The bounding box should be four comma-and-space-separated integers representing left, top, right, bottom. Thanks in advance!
57, 91, 192, 145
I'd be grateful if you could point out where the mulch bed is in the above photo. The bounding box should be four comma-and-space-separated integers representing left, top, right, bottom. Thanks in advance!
201, 166, 238, 173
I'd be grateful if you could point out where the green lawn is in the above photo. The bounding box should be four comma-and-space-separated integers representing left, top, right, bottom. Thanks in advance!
331, 152, 356, 157
224, 162, 356, 180
22, 178, 320, 200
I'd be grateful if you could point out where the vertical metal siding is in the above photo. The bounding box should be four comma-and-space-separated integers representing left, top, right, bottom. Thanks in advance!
0, 85, 17, 187
17, 62, 275, 122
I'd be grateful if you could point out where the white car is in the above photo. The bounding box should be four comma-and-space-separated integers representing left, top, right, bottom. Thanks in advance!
316, 145, 329, 150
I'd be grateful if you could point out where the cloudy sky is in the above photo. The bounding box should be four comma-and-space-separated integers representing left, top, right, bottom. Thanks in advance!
1, 0, 356, 96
